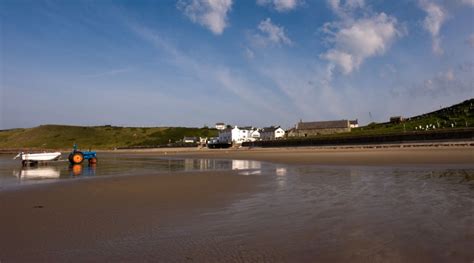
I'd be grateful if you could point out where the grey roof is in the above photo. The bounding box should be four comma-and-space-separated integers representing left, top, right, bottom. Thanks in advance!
262, 126, 280, 132
297, 120, 350, 130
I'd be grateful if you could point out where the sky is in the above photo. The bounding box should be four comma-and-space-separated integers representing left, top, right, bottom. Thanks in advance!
0, 0, 473, 129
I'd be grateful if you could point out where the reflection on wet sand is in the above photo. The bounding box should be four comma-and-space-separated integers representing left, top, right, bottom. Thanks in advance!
232, 160, 262, 175
69, 164, 96, 177
275, 167, 288, 187
12, 164, 98, 180
14, 166, 61, 180
181, 158, 265, 175
3, 156, 269, 187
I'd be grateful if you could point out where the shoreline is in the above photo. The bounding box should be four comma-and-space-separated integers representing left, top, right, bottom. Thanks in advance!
112, 143, 474, 166
1, 139, 473, 154
2, 141, 473, 166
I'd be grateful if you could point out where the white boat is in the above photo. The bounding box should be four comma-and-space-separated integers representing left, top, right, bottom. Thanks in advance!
14, 152, 62, 162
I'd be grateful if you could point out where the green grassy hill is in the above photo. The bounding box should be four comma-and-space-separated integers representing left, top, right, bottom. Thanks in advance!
1, 99, 472, 150
352, 98, 474, 135
280, 98, 474, 141
0, 125, 218, 150
246, 98, 474, 147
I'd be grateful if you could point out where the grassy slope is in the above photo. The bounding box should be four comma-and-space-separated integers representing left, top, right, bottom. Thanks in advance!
0, 125, 218, 150
1, 99, 472, 149
284, 98, 474, 140
353, 98, 474, 135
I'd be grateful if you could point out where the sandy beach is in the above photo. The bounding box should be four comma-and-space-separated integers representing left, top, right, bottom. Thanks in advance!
0, 146, 473, 262
116, 144, 474, 166
0, 171, 267, 261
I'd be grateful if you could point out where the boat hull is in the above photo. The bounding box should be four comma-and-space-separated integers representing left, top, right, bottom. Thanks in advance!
21, 152, 62, 162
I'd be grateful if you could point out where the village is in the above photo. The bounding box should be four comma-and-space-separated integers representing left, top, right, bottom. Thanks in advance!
182, 119, 359, 147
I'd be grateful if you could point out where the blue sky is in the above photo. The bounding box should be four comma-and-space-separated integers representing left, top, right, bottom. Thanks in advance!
1, 0, 473, 129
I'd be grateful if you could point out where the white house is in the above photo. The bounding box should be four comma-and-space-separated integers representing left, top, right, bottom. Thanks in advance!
349, 120, 359, 128
260, 126, 285, 141
218, 127, 233, 143
215, 122, 226, 130
249, 129, 261, 140
218, 126, 260, 144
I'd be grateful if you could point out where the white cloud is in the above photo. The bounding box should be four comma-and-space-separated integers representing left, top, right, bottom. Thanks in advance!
321, 13, 401, 74
257, 0, 300, 12
178, 0, 232, 35
254, 18, 292, 46
419, 0, 447, 55
321, 50, 354, 74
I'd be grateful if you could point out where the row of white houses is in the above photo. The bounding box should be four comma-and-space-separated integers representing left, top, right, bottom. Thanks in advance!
216, 125, 285, 144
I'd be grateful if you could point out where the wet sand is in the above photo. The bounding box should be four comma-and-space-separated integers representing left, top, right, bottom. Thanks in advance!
123, 145, 474, 166
0, 171, 266, 261
0, 147, 473, 262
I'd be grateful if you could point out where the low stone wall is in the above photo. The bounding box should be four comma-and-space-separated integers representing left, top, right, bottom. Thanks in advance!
243, 128, 474, 148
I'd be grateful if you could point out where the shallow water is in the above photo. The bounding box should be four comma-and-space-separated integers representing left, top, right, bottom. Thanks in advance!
189, 165, 474, 262
0, 153, 473, 261
0, 153, 268, 190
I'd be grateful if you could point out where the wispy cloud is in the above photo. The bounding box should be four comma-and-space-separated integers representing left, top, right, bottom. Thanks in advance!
409, 68, 472, 97
466, 34, 474, 48
243, 47, 255, 59
83, 68, 133, 78
252, 18, 292, 47
256, 0, 301, 12
457, 0, 474, 7
177, 0, 233, 35
127, 22, 287, 121
327, 0, 365, 18
419, 0, 447, 55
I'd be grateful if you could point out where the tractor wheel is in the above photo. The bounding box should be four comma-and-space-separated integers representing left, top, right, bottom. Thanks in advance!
69, 152, 84, 164
88, 157, 98, 165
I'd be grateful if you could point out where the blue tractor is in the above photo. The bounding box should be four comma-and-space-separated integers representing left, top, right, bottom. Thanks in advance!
68, 144, 98, 165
